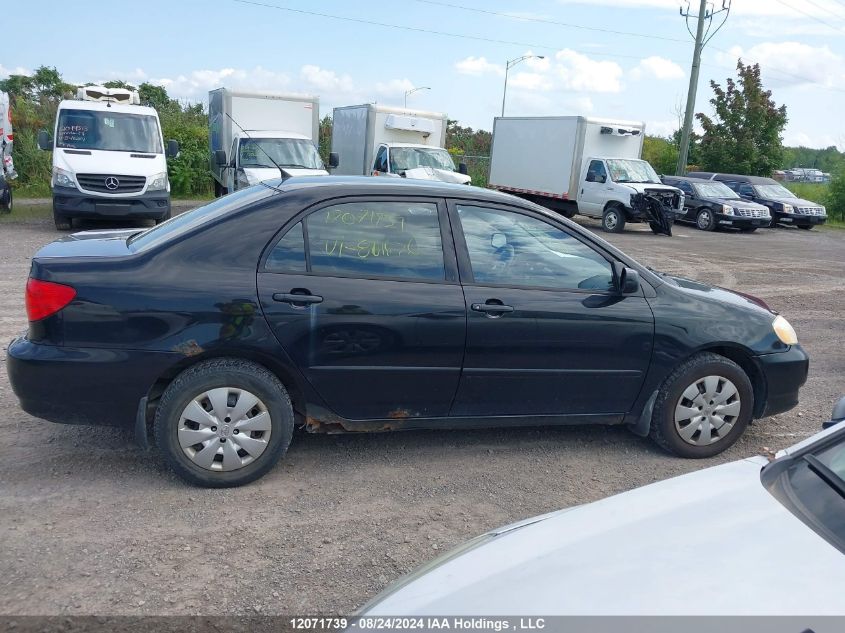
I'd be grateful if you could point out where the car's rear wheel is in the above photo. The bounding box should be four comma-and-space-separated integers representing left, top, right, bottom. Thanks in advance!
154, 358, 294, 487
649, 352, 753, 458
602, 205, 625, 233
696, 208, 716, 231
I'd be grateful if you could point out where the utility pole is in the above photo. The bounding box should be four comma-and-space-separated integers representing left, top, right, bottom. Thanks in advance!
676, 1, 730, 175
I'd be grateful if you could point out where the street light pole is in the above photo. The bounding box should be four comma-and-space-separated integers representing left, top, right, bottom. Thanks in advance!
404, 86, 431, 108
501, 55, 545, 117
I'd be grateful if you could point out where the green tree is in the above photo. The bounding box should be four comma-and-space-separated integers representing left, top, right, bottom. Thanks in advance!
696, 61, 787, 176
642, 136, 678, 175
318, 114, 333, 166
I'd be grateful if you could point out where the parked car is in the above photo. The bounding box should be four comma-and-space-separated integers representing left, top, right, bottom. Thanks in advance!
687, 172, 827, 230
359, 397, 845, 616
7, 178, 808, 487
661, 176, 770, 232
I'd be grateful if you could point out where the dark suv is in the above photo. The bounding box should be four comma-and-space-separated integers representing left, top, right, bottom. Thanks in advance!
687, 172, 827, 229
661, 176, 770, 232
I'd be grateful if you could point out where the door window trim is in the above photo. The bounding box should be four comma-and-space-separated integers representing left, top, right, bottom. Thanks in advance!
446, 198, 623, 295
259, 195, 460, 285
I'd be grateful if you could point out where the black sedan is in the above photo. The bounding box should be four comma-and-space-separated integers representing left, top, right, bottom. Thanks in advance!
7, 178, 809, 487
662, 176, 771, 232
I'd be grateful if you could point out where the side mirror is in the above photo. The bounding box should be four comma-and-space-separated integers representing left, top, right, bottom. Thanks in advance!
329, 152, 340, 168
586, 172, 596, 183
598, 174, 607, 184
458, 162, 468, 175
166, 139, 180, 159
615, 264, 640, 294
214, 149, 228, 166
823, 396, 845, 429
38, 130, 52, 151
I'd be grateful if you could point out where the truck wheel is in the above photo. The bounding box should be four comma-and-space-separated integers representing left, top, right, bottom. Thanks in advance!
155, 208, 172, 225
602, 205, 625, 233
53, 210, 72, 231
154, 358, 295, 488
214, 181, 225, 198
0, 182, 11, 214
696, 208, 716, 231
649, 352, 753, 458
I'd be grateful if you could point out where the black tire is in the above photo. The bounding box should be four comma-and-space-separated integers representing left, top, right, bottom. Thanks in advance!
155, 208, 172, 225
0, 180, 11, 214
798, 225, 813, 230
696, 207, 716, 231
602, 205, 626, 233
739, 227, 757, 233
649, 352, 754, 458
53, 209, 72, 231
154, 358, 294, 487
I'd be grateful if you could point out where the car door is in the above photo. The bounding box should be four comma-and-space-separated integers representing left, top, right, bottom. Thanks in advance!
578, 159, 609, 218
257, 197, 466, 421
448, 201, 654, 419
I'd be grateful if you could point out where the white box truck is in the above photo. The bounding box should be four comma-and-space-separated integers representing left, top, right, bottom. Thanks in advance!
488, 116, 683, 233
209, 89, 331, 196
38, 85, 179, 230
331, 104, 471, 184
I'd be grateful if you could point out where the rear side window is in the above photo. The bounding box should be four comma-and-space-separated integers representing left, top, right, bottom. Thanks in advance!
276, 201, 445, 281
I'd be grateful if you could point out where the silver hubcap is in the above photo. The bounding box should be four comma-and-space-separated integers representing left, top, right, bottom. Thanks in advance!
178, 388, 271, 472
674, 375, 741, 446
605, 211, 618, 229
697, 210, 711, 229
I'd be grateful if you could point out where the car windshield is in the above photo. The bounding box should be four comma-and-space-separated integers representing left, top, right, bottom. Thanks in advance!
755, 183, 796, 199
763, 426, 845, 554
128, 186, 277, 251
239, 138, 324, 170
695, 182, 740, 199
389, 147, 456, 173
56, 109, 162, 153
606, 159, 661, 184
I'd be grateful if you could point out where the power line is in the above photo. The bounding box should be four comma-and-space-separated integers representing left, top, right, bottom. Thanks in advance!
803, 0, 845, 21
410, 0, 690, 44
772, 0, 845, 33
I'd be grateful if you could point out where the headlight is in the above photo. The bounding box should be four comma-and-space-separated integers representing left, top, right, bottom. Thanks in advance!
781, 204, 794, 214
820, 206, 827, 216
147, 172, 169, 192
52, 167, 76, 189
721, 204, 734, 215
773, 315, 798, 345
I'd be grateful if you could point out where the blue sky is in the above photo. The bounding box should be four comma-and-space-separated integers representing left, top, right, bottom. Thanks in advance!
3, 0, 844, 149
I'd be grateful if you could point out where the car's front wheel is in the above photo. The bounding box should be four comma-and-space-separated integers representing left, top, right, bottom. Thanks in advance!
53, 210, 72, 231
649, 352, 753, 458
154, 358, 294, 487
696, 208, 716, 231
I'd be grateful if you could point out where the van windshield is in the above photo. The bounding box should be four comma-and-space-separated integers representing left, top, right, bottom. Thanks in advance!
389, 147, 456, 173
56, 110, 162, 153
239, 138, 324, 170
606, 159, 661, 184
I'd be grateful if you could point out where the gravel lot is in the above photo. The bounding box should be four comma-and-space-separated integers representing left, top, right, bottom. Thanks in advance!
1, 201, 843, 617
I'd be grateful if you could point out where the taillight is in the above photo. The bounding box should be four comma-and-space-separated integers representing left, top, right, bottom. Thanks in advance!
25, 278, 77, 321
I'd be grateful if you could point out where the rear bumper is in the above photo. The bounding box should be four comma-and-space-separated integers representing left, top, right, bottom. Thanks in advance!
6, 336, 178, 428
755, 345, 810, 418
52, 186, 170, 220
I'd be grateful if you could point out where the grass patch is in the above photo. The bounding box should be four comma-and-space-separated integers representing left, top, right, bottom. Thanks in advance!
784, 182, 828, 205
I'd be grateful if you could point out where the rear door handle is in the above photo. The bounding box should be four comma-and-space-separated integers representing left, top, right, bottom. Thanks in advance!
471, 303, 514, 314
273, 292, 323, 306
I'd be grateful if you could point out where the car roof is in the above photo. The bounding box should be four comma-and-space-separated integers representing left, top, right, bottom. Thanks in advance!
261, 175, 522, 204
688, 172, 779, 185
663, 176, 722, 185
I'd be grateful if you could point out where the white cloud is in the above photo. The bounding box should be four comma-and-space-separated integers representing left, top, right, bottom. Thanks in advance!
715, 42, 845, 89
631, 56, 685, 81
509, 72, 553, 91
375, 78, 415, 96
299, 65, 354, 94
783, 131, 844, 151
454, 56, 504, 77
0, 64, 31, 78
555, 0, 845, 17
555, 49, 623, 93
150, 66, 292, 101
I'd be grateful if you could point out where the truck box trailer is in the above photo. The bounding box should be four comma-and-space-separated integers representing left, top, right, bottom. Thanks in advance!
208, 88, 326, 195
331, 104, 470, 184
488, 116, 683, 232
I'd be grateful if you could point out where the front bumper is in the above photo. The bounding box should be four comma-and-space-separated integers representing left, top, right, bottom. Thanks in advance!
755, 344, 810, 418
715, 213, 770, 228
6, 336, 178, 428
775, 213, 827, 227
52, 185, 171, 220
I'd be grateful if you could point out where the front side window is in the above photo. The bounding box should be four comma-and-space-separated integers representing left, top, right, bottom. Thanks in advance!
305, 201, 445, 281
373, 146, 388, 172
238, 138, 324, 170
456, 205, 613, 291
586, 160, 607, 183
56, 109, 162, 153
738, 184, 756, 197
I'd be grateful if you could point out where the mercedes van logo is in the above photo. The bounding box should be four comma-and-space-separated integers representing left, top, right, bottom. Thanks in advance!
104, 176, 120, 190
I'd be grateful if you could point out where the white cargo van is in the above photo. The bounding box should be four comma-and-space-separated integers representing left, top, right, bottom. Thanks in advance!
208, 89, 330, 196
38, 86, 179, 230
331, 104, 470, 184
489, 116, 683, 232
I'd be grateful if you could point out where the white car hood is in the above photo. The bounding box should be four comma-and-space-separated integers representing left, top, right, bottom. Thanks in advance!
366, 457, 845, 616
625, 182, 678, 194
403, 167, 471, 185
54, 148, 166, 178
243, 166, 328, 184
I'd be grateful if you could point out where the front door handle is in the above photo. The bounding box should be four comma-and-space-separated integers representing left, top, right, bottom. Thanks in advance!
471, 302, 514, 315
273, 291, 323, 306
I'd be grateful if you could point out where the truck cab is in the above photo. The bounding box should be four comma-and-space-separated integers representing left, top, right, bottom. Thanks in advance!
372, 142, 470, 184
218, 131, 328, 194
38, 86, 178, 230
